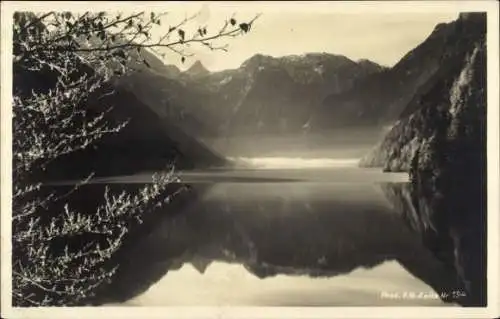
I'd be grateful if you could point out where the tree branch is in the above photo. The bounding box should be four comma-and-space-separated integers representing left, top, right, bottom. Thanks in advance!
19, 11, 55, 32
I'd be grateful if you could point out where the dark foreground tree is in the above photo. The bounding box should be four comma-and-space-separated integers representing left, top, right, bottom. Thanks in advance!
12, 10, 258, 306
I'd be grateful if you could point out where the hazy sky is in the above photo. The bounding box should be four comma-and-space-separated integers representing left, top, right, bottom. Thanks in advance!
149, 3, 460, 71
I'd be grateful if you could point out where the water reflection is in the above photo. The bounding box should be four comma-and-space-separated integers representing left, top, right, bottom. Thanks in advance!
121, 261, 448, 307
88, 174, 474, 307
381, 181, 486, 307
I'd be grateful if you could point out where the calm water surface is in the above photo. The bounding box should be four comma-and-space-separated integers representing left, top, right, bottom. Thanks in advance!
95, 158, 460, 307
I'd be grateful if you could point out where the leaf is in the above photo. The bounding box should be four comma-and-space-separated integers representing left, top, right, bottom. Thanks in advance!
239, 23, 250, 33
181, 56, 185, 63
230, 18, 236, 26
178, 29, 185, 40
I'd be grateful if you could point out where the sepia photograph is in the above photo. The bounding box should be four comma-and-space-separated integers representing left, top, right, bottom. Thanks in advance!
1, 1, 499, 318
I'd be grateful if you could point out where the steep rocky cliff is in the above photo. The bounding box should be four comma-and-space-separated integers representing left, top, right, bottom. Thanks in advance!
359, 13, 486, 173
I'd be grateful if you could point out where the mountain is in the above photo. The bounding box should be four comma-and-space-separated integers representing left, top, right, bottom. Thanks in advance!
116, 52, 385, 137
121, 14, 487, 138
161, 64, 182, 78
183, 60, 210, 78
131, 49, 182, 79
359, 13, 486, 172
115, 67, 217, 137
310, 13, 484, 130
213, 53, 386, 135
35, 83, 227, 180
356, 59, 387, 73
15, 44, 228, 181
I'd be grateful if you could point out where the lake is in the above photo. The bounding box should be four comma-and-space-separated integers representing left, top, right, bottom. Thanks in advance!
89, 158, 465, 307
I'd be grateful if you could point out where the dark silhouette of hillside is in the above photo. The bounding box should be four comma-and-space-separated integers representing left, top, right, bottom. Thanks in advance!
34, 83, 228, 181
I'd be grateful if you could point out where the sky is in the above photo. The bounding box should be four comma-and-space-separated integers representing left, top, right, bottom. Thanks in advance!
148, 2, 460, 71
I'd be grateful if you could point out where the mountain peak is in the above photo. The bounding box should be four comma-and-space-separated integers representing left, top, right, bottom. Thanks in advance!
240, 52, 357, 71
357, 59, 386, 72
240, 54, 274, 69
185, 60, 210, 77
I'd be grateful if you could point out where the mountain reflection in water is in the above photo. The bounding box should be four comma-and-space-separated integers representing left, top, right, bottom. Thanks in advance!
85, 166, 484, 307
119, 260, 446, 307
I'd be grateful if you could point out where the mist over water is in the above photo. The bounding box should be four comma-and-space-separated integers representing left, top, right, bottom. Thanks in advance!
201, 127, 386, 159
229, 156, 360, 170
